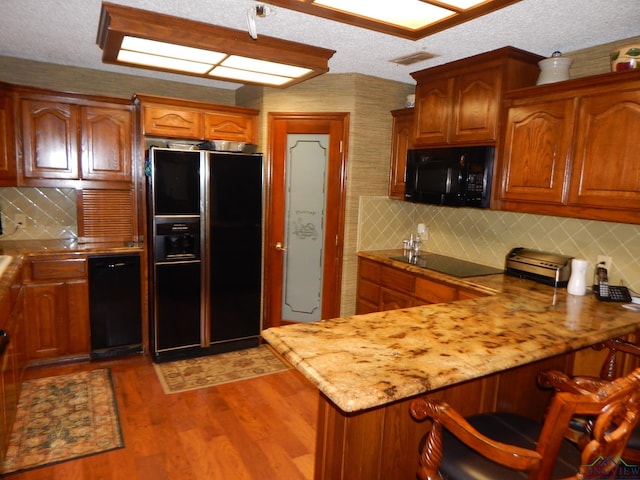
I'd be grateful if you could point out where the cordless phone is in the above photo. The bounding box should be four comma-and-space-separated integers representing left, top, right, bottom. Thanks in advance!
594, 283, 633, 302
593, 263, 632, 302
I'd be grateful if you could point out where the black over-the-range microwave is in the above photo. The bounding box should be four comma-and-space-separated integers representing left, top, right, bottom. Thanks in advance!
404, 146, 495, 208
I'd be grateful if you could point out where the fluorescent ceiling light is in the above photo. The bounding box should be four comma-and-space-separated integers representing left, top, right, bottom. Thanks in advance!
211, 67, 292, 86
262, 0, 523, 40
120, 37, 227, 65
314, 0, 455, 30
222, 56, 312, 78
117, 50, 213, 75
97, 2, 335, 87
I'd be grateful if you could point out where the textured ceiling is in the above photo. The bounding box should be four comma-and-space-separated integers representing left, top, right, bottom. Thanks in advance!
1, 0, 638, 90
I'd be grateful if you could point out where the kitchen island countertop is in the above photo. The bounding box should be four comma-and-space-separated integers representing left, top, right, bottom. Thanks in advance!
262, 250, 640, 413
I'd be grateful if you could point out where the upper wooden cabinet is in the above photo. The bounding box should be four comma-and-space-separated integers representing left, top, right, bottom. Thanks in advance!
135, 94, 258, 143
17, 91, 134, 187
0, 87, 17, 185
498, 97, 575, 205
496, 69, 640, 224
388, 108, 414, 199
411, 47, 542, 147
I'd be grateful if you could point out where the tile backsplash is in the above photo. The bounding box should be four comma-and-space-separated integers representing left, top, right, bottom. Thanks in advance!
0, 187, 77, 240
358, 196, 640, 291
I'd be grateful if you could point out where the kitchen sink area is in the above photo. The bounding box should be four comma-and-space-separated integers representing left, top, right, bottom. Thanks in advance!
389, 252, 504, 278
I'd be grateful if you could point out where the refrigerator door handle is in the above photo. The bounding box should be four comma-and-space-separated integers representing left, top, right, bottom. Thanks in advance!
274, 242, 287, 251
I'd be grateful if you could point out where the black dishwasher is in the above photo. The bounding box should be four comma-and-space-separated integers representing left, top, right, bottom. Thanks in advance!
89, 254, 143, 359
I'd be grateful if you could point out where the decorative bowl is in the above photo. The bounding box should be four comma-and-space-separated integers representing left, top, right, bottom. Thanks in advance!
610, 44, 640, 72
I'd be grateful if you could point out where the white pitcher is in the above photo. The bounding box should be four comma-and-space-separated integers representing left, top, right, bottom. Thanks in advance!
567, 259, 588, 296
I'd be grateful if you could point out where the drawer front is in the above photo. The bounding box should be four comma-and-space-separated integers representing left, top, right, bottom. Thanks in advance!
414, 277, 457, 304
379, 287, 414, 311
357, 278, 379, 306
30, 258, 87, 281
457, 288, 487, 300
356, 299, 379, 315
380, 266, 414, 295
358, 258, 381, 283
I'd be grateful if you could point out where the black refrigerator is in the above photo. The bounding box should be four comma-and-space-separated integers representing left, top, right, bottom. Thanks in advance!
147, 147, 263, 362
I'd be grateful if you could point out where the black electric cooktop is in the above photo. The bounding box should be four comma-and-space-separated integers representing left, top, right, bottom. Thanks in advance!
390, 253, 504, 278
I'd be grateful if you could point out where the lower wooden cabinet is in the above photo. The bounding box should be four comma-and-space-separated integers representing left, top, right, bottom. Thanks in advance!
23, 255, 90, 362
0, 272, 25, 462
356, 256, 488, 314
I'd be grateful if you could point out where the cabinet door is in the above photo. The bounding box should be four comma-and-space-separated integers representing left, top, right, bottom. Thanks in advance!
24, 282, 67, 360
451, 66, 501, 143
568, 88, 640, 211
203, 112, 256, 143
80, 105, 133, 182
499, 98, 575, 205
388, 109, 414, 199
20, 99, 79, 180
141, 105, 203, 139
25, 257, 90, 361
414, 77, 452, 145
0, 92, 16, 185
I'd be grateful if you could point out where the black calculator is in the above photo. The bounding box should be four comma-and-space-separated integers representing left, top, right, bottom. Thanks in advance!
593, 283, 633, 302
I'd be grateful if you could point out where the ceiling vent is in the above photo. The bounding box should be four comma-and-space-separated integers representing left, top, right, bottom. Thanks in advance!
390, 51, 438, 65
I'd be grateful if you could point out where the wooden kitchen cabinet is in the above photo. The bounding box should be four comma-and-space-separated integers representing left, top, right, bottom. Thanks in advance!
496, 69, 640, 224
0, 270, 25, 462
388, 108, 414, 199
356, 256, 488, 314
356, 258, 381, 314
498, 97, 575, 205
80, 104, 133, 182
0, 86, 17, 185
568, 86, 640, 212
411, 47, 542, 147
135, 94, 258, 143
23, 255, 90, 362
18, 92, 134, 187
379, 265, 415, 311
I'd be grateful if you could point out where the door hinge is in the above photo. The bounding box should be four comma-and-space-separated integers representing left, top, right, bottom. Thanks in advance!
339, 140, 343, 153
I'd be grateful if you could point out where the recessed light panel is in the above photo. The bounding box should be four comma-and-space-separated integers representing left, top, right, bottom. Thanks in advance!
263, 0, 522, 40
314, 0, 454, 30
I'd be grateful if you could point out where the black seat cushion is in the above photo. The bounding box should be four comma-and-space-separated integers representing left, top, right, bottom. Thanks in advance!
626, 426, 640, 451
423, 413, 582, 480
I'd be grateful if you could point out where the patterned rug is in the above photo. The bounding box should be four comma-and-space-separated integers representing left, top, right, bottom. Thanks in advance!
153, 345, 292, 394
1, 369, 123, 476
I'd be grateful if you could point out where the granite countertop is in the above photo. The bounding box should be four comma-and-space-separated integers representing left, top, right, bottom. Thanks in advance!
261, 250, 640, 413
0, 238, 144, 321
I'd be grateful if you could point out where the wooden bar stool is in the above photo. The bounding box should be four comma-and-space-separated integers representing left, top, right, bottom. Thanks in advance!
410, 367, 640, 480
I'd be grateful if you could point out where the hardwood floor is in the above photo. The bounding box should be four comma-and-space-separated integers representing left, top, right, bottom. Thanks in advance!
10, 354, 318, 479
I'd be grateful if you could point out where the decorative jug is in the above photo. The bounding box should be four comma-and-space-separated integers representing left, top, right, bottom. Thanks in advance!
567, 258, 588, 296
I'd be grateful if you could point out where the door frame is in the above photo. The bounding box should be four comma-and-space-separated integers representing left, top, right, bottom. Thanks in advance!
263, 112, 350, 329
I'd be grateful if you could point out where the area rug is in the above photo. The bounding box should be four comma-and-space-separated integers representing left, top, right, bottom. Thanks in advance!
154, 345, 292, 394
1, 369, 124, 476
